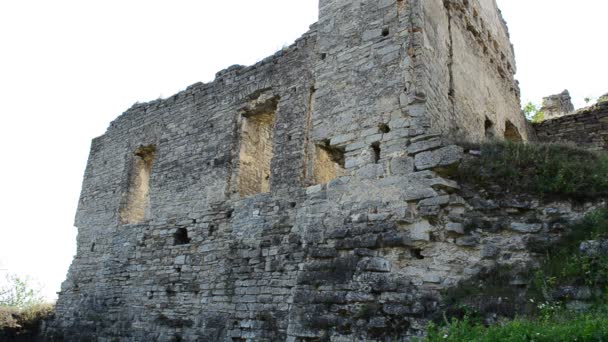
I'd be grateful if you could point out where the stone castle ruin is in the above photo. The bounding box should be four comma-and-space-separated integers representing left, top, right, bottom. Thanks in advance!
46, 0, 605, 341
539, 90, 575, 121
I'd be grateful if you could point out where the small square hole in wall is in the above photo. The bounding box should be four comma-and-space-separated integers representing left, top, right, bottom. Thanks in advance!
173, 228, 190, 245
312, 141, 346, 185
378, 123, 390, 133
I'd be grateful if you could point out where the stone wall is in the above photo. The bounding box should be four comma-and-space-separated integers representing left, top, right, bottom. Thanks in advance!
420, 0, 530, 141
47, 0, 539, 341
534, 101, 608, 151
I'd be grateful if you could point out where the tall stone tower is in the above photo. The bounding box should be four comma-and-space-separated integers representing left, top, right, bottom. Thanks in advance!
48, 0, 529, 340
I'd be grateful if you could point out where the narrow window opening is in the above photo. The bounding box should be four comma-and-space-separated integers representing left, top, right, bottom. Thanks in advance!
226, 209, 234, 219
382, 28, 390, 37
120, 145, 156, 224
238, 96, 278, 197
312, 141, 346, 185
208, 224, 216, 237
484, 117, 495, 139
371, 142, 381, 164
173, 228, 190, 245
504, 120, 523, 142
90, 243, 96, 252
320, 53, 327, 60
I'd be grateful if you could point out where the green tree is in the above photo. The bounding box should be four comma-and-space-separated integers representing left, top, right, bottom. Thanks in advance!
523, 101, 544, 123
0, 274, 44, 309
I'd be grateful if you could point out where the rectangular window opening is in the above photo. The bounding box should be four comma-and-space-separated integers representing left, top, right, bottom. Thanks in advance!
120, 145, 156, 224
312, 142, 345, 185
238, 98, 278, 197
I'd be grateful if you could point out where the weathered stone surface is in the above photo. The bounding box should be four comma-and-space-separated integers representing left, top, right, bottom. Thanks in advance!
446, 222, 465, 235
455, 236, 479, 247
414, 145, 464, 171
46, 1, 581, 341
534, 99, 608, 151
422, 0, 531, 141
540, 89, 574, 120
509, 222, 543, 233
580, 240, 608, 257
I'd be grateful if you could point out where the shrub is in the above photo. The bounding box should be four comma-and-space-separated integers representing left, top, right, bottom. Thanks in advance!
0, 274, 54, 338
523, 102, 545, 123
0, 274, 45, 309
456, 141, 608, 200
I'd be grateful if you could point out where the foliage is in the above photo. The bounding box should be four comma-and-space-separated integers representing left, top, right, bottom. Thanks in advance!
0, 274, 45, 309
599, 95, 608, 104
429, 209, 608, 341
0, 274, 53, 338
456, 141, 608, 200
424, 309, 608, 342
531, 209, 608, 302
523, 102, 545, 123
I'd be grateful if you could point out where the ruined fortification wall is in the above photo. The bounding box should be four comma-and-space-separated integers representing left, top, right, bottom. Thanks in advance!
48, 1, 537, 341
534, 101, 608, 151
421, 0, 529, 141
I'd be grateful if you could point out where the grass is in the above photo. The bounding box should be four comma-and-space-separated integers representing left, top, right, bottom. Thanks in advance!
456, 141, 608, 200
424, 309, 608, 342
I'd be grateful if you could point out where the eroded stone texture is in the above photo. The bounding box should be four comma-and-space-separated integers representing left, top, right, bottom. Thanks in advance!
46, 1, 544, 341
534, 99, 608, 151
540, 89, 575, 120
421, 0, 531, 141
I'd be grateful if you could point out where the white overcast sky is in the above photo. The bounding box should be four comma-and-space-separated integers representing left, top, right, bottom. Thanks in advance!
0, 0, 606, 300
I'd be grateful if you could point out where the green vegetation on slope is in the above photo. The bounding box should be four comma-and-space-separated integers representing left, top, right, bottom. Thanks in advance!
427, 206, 608, 341
531, 209, 608, 298
424, 310, 608, 342
457, 141, 608, 200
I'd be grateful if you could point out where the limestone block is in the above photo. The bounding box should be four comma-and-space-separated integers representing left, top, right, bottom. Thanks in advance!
509, 222, 542, 233
359, 257, 391, 273
414, 145, 464, 171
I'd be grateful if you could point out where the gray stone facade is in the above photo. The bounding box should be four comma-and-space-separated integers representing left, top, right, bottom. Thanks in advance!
535, 99, 608, 151
47, 0, 540, 341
